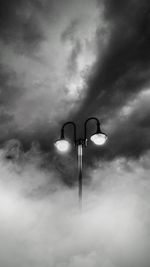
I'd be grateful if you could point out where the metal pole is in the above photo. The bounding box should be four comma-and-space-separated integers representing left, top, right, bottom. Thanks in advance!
77, 143, 83, 206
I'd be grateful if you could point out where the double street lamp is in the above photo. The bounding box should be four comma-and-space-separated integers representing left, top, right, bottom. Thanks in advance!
55, 117, 107, 204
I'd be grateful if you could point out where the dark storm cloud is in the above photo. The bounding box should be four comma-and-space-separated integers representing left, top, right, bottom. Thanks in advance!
0, 0, 81, 146
108, 94, 150, 159
0, 0, 47, 140
0, 66, 21, 139
1, 0, 150, 177
67, 40, 82, 75
68, 0, 150, 163
0, 65, 22, 105
81, 89, 150, 169
0, 61, 57, 150
61, 19, 82, 75
73, 0, 150, 120
61, 18, 79, 42
0, 0, 45, 51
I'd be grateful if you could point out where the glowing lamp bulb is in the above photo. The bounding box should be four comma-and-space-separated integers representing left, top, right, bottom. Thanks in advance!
90, 133, 107, 146
55, 139, 71, 153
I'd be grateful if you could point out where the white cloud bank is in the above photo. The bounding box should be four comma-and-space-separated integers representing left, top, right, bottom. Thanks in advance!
0, 148, 150, 267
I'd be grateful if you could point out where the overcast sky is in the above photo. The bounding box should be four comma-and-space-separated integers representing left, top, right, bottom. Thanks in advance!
0, 0, 150, 266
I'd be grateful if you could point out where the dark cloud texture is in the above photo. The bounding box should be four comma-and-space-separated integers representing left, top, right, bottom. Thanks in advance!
71, 0, 150, 163
0, 0, 150, 178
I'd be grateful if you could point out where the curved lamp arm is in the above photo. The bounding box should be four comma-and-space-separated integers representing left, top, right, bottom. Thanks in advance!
84, 117, 100, 141
61, 121, 77, 145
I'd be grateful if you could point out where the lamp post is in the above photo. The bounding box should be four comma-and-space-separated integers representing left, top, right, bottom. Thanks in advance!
55, 117, 107, 205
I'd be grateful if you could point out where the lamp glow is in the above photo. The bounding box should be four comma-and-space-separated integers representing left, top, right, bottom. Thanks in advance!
55, 139, 71, 153
90, 133, 107, 145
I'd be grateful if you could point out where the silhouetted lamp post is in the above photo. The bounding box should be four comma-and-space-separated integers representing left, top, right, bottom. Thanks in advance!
54, 117, 107, 204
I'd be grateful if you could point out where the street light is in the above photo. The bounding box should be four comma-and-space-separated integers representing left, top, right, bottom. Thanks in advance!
55, 139, 71, 153
90, 122, 107, 145
90, 133, 107, 145
54, 117, 107, 204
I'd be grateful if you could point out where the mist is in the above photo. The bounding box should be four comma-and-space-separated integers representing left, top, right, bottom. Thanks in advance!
0, 146, 150, 267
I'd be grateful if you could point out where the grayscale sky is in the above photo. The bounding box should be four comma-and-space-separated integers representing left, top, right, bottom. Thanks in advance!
0, 0, 150, 266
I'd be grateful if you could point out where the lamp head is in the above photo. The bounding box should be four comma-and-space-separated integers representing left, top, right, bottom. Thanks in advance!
90, 123, 107, 146
54, 129, 71, 153
90, 132, 107, 145
55, 138, 71, 153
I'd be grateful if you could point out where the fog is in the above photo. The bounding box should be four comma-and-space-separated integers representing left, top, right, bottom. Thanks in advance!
0, 147, 150, 267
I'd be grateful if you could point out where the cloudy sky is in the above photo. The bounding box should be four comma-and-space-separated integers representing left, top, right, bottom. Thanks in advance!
0, 0, 150, 266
